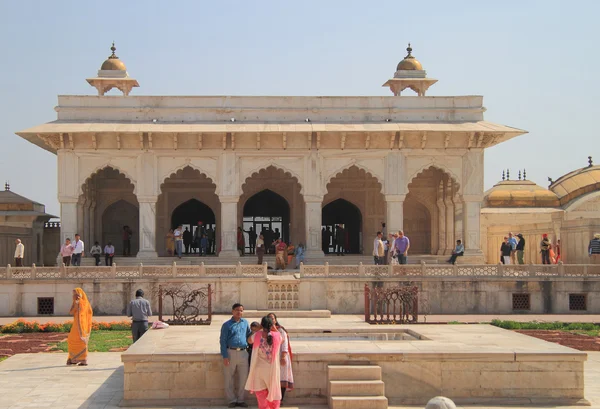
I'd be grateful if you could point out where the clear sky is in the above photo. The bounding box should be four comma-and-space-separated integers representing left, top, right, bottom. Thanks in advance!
1, 0, 598, 216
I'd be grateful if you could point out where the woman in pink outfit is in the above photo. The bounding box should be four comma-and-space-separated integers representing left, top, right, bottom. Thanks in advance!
245, 315, 282, 409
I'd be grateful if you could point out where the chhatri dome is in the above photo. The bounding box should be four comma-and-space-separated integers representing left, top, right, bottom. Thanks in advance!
100, 42, 127, 71
484, 170, 560, 208
396, 43, 423, 71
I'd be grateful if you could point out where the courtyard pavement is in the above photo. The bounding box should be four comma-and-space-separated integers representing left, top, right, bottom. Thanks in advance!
0, 350, 599, 409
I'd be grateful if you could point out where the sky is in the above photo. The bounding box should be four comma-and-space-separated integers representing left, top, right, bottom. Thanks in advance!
0, 0, 599, 217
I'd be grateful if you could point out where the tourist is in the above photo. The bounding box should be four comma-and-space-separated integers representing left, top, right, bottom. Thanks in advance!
273, 228, 281, 243
335, 224, 345, 256
245, 315, 282, 409
373, 232, 384, 265
324, 227, 333, 254
294, 243, 305, 268
71, 234, 84, 266
174, 225, 183, 259
104, 241, 115, 266
127, 289, 152, 343
262, 228, 272, 254
14, 239, 24, 267
540, 234, 552, 264
555, 239, 562, 263
394, 230, 410, 265
387, 233, 397, 264
382, 237, 389, 265
275, 239, 287, 270
60, 238, 74, 266
207, 226, 215, 254
589, 233, 600, 264
500, 237, 512, 264
508, 232, 517, 264
193, 222, 203, 254
90, 241, 102, 266
122, 225, 133, 256
256, 234, 265, 265
247, 321, 262, 367
267, 313, 294, 401
246, 227, 257, 255
166, 229, 175, 256
183, 227, 192, 255
200, 234, 208, 256
516, 233, 526, 264
238, 227, 246, 256
67, 288, 93, 366
447, 240, 464, 265
220, 303, 251, 408
286, 243, 295, 266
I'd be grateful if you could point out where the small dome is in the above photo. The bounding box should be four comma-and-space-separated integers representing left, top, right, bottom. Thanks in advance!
550, 164, 600, 205
100, 42, 127, 71
396, 43, 423, 71
484, 180, 559, 208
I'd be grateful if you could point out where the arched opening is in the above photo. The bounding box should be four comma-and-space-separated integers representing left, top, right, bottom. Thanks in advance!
324, 166, 384, 254
157, 166, 219, 256
102, 200, 139, 255
322, 199, 362, 254
240, 166, 304, 254
243, 189, 290, 254
80, 167, 138, 256
405, 166, 460, 255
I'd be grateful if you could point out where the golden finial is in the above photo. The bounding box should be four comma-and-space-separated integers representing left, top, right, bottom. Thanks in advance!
109, 41, 118, 59
406, 43, 413, 58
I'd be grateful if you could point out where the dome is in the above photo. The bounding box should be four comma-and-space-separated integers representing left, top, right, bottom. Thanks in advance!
550, 164, 600, 205
100, 42, 127, 71
484, 180, 559, 208
396, 43, 423, 71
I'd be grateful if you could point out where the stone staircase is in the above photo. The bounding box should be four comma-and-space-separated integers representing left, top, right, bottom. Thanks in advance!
327, 365, 388, 409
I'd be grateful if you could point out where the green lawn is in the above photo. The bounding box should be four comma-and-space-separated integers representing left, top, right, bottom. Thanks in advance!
491, 320, 600, 337
0, 356, 8, 362
50, 330, 132, 352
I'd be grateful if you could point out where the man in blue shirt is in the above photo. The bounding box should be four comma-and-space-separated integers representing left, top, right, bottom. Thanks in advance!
220, 303, 251, 408
508, 232, 518, 264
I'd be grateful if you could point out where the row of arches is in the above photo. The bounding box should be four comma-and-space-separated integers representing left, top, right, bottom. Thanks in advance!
78, 164, 460, 256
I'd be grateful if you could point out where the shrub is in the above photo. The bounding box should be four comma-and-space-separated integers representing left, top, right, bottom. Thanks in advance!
0, 320, 131, 333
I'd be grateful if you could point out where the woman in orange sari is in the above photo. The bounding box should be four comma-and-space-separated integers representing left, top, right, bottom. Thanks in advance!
67, 288, 93, 366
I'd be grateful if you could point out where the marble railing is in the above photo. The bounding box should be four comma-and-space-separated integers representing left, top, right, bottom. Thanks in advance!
299, 262, 600, 278
1, 262, 599, 280
0, 262, 267, 280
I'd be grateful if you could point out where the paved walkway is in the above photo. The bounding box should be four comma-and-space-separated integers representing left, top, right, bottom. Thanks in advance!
0, 351, 599, 409
2, 314, 600, 326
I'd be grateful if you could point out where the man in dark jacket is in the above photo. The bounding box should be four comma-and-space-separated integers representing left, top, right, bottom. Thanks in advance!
516, 233, 526, 264
335, 224, 345, 256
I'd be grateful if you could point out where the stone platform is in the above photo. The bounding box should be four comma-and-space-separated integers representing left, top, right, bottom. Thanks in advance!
120, 316, 589, 407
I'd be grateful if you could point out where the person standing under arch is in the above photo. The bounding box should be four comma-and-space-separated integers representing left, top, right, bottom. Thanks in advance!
335, 224, 345, 256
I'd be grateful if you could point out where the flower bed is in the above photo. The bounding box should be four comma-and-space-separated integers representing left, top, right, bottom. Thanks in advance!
0, 319, 131, 334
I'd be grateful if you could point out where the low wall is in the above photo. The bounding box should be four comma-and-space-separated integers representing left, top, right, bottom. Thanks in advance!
1, 263, 600, 316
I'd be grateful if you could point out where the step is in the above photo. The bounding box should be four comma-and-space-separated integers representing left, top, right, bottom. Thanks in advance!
243, 310, 331, 318
327, 365, 381, 381
329, 380, 385, 396
329, 396, 388, 409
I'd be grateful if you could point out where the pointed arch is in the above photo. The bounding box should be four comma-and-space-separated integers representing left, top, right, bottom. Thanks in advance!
80, 165, 136, 196
159, 161, 219, 192
242, 164, 303, 194
325, 161, 384, 193
408, 164, 461, 194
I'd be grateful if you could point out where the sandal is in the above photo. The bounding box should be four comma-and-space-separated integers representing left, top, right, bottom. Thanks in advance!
66, 359, 76, 365
77, 361, 88, 366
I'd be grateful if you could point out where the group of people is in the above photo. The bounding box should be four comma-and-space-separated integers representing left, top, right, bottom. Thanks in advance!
238, 227, 282, 257
220, 303, 294, 409
321, 224, 348, 255
372, 229, 411, 265
59, 235, 114, 266
166, 223, 216, 258
499, 232, 558, 265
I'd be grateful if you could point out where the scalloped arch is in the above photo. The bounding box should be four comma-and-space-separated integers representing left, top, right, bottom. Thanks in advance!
80, 165, 137, 196
408, 164, 461, 192
159, 163, 218, 191
326, 164, 384, 194
242, 163, 304, 194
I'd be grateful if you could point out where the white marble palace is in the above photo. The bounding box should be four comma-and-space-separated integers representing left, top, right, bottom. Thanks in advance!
16, 43, 530, 264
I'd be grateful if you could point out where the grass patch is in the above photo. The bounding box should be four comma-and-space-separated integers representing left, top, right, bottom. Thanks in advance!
491, 320, 600, 333
0, 356, 8, 362
50, 330, 132, 353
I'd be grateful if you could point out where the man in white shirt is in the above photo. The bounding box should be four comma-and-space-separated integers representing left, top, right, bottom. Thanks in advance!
174, 225, 183, 259
71, 234, 85, 266
372, 232, 384, 265
14, 239, 24, 267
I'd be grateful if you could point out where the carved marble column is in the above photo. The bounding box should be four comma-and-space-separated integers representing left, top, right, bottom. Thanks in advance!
219, 196, 240, 258
60, 199, 78, 243
436, 181, 446, 255
137, 196, 158, 258
304, 196, 324, 259
462, 195, 484, 257
452, 193, 463, 244
385, 194, 405, 236
444, 181, 455, 254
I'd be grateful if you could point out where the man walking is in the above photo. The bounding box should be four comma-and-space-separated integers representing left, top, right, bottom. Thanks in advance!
508, 232, 518, 265
14, 239, 24, 266
394, 230, 410, 264
589, 233, 600, 264
373, 232, 384, 265
220, 303, 251, 408
71, 234, 84, 266
516, 233, 526, 264
127, 289, 152, 343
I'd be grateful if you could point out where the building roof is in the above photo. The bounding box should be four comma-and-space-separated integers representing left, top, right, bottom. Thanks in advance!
0, 188, 56, 218
483, 179, 560, 208
0, 190, 43, 206
550, 164, 600, 205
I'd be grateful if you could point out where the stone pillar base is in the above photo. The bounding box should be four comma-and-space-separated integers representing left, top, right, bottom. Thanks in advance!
303, 249, 325, 264
462, 250, 485, 264
218, 250, 241, 258
136, 251, 159, 259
